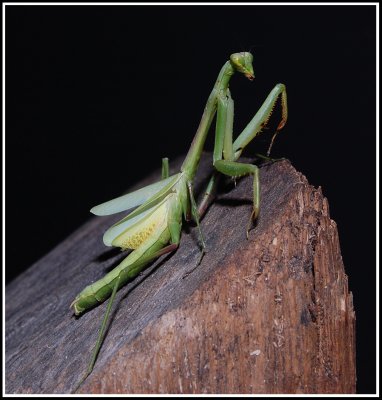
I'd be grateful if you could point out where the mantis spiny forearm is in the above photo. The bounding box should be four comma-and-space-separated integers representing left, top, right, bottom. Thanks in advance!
71, 52, 287, 391
198, 82, 287, 222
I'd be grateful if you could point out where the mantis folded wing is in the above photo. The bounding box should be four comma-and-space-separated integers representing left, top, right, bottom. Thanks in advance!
71, 52, 288, 391
90, 174, 179, 216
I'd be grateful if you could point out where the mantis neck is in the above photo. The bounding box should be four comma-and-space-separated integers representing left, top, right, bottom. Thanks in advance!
181, 61, 234, 179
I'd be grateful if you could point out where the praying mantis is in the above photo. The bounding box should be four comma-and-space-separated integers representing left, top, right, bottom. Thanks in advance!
71, 51, 287, 390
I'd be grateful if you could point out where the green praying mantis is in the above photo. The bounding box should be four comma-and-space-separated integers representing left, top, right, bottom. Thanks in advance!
71, 51, 288, 389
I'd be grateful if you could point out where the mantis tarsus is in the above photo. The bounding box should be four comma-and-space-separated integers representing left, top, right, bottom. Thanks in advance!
71, 52, 287, 390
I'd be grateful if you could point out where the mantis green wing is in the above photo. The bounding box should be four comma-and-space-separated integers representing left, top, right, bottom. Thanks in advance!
100, 173, 183, 247
90, 174, 178, 216
103, 197, 168, 247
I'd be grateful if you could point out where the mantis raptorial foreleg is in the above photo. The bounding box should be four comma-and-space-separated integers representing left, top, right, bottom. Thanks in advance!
197, 83, 288, 229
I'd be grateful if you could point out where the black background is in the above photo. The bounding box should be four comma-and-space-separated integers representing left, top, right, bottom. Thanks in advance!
5, 4, 376, 394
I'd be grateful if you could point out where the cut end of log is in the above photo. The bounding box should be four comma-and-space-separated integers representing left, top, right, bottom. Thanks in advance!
6, 155, 356, 394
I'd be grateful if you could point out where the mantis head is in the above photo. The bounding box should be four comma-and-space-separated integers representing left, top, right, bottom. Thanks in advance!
230, 52, 254, 80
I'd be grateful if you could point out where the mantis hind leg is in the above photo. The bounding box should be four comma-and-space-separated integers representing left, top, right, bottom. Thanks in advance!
73, 242, 178, 392
161, 157, 169, 179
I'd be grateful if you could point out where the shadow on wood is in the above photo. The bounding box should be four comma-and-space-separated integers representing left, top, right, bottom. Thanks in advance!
5, 153, 356, 394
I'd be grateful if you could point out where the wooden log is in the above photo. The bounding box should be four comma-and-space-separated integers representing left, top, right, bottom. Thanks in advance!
5, 153, 356, 394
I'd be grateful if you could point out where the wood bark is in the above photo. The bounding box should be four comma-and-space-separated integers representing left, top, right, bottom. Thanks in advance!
5, 154, 356, 394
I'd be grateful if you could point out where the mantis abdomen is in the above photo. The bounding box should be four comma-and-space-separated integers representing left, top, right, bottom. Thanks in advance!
72, 221, 171, 315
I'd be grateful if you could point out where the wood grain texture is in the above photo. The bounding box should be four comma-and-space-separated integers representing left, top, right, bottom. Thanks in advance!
5, 154, 356, 394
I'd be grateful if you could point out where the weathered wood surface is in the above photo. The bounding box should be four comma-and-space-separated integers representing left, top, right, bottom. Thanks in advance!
5, 154, 356, 394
